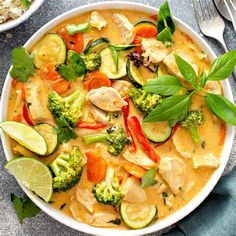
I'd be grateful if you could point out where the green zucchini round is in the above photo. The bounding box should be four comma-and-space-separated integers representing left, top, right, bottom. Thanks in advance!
142, 121, 172, 143
34, 123, 58, 156
84, 38, 110, 54
120, 201, 157, 229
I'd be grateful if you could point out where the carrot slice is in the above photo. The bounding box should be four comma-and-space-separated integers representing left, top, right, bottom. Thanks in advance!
57, 27, 83, 54
40, 63, 62, 81
122, 161, 146, 179
84, 71, 111, 91
135, 25, 158, 38
20, 83, 26, 101
12, 79, 18, 88
86, 151, 108, 183
132, 36, 143, 54
52, 80, 70, 94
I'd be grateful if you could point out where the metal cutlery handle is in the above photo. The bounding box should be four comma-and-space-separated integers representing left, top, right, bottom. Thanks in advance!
217, 35, 236, 80
224, 0, 236, 32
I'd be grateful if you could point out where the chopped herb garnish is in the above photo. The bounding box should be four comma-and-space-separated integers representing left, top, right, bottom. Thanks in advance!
11, 193, 40, 224
60, 203, 67, 210
201, 141, 206, 149
107, 218, 121, 225
141, 168, 158, 188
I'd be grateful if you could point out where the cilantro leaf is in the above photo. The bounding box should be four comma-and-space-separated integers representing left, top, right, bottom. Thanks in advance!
10, 47, 34, 82
57, 53, 86, 81
11, 193, 40, 224
141, 168, 158, 188
54, 118, 78, 144
20, 0, 31, 8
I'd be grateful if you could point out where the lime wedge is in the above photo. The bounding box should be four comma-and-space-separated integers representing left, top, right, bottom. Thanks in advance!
5, 157, 53, 202
0, 121, 47, 155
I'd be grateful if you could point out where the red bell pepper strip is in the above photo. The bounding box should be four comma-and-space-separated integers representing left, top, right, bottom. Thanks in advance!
154, 123, 180, 148
20, 83, 26, 101
23, 103, 34, 126
122, 98, 136, 152
77, 121, 106, 129
128, 116, 160, 162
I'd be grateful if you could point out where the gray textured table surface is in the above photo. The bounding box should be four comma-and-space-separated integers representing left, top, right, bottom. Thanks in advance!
0, 0, 235, 235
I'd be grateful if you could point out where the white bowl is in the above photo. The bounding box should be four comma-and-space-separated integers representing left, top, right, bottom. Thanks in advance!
0, 0, 44, 32
0, 2, 234, 236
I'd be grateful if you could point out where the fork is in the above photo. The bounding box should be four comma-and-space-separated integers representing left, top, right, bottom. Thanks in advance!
192, 0, 236, 79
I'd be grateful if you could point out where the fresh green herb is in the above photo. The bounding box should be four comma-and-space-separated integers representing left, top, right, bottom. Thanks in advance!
109, 45, 119, 72
206, 50, 236, 81
66, 23, 90, 35
199, 71, 207, 88
143, 75, 184, 96
60, 203, 67, 210
205, 93, 236, 126
107, 218, 121, 225
20, 0, 31, 8
141, 168, 158, 188
162, 192, 168, 205
158, 2, 175, 34
10, 47, 34, 82
157, 2, 175, 45
57, 53, 86, 81
11, 193, 40, 224
201, 141, 206, 149
54, 118, 78, 144
174, 54, 199, 90
144, 93, 193, 126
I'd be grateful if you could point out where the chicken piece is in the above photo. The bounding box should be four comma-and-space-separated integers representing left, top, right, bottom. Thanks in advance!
69, 196, 94, 224
159, 157, 186, 194
76, 188, 97, 213
122, 176, 147, 203
112, 13, 135, 44
25, 75, 54, 124
193, 153, 220, 169
141, 38, 169, 64
91, 212, 120, 227
83, 33, 93, 50
163, 48, 198, 79
87, 87, 127, 112
89, 11, 107, 30
203, 81, 222, 95
112, 80, 132, 97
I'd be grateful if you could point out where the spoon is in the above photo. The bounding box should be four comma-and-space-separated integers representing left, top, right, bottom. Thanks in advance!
214, 0, 231, 21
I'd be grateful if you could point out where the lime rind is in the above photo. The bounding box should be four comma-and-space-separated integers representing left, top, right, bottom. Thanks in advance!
5, 157, 53, 202
0, 121, 47, 155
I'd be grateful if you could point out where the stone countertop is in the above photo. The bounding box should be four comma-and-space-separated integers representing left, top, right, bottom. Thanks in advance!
0, 0, 235, 235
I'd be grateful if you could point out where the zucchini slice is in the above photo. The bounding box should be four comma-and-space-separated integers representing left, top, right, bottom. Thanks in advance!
134, 20, 157, 28
34, 123, 58, 156
32, 33, 67, 68
84, 38, 110, 54
142, 121, 172, 143
127, 59, 155, 87
120, 201, 157, 229
99, 47, 127, 79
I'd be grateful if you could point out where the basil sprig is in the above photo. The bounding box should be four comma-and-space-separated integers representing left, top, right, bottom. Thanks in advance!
143, 75, 184, 96
109, 45, 119, 72
157, 2, 175, 46
144, 50, 236, 126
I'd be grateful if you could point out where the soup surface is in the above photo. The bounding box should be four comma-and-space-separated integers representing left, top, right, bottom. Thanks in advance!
7, 8, 225, 229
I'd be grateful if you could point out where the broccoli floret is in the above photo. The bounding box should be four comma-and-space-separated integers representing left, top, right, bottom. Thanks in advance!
49, 146, 84, 192
92, 167, 123, 205
180, 110, 204, 143
128, 87, 162, 113
82, 126, 127, 156
48, 89, 85, 127
80, 53, 101, 71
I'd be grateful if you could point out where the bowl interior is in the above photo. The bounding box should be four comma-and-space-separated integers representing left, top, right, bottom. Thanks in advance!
0, 2, 234, 236
0, 0, 44, 32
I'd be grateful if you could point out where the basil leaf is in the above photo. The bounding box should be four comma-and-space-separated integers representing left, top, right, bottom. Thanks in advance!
174, 54, 199, 89
158, 2, 175, 34
112, 44, 139, 51
205, 93, 236, 126
20, 0, 31, 8
206, 50, 236, 81
157, 27, 172, 45
109, 45, 118, 72
199, 71, 207, 88
144, 93, 192, 125
141, 168, 158, 188
143, 75, 184, 96
66, 23, 90, 35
